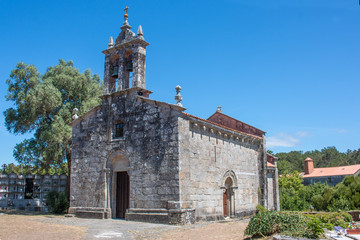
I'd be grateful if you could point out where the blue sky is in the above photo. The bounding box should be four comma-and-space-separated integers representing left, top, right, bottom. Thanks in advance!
0, 0, 359, 165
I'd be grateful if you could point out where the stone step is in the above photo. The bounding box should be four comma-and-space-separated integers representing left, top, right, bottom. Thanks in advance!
127, 208, 168, 214
76, 210, 105, 219
126, 211, 169, 224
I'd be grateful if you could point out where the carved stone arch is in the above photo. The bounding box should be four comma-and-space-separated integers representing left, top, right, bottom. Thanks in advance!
221, 170, 238, 189
105, 150, 128, 170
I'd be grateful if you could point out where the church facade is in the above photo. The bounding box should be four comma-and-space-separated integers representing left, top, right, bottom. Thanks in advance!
69, 10, 279, 224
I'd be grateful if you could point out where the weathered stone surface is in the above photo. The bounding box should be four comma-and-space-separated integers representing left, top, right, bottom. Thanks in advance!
69, 11, 278, 224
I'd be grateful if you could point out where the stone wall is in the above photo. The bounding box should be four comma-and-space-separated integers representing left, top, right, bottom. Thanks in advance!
267, 172, 274, 210
70, 89, 182, 218
178, 116, 262, 221
267, 168, 280, 211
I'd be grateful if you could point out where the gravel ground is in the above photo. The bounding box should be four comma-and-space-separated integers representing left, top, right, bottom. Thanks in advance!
0, 210, 250, 240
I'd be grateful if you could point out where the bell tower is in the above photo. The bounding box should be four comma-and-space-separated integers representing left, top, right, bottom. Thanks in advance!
102, 7, 149, 94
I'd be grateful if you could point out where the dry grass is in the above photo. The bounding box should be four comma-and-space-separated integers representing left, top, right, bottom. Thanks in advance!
0, 211, 86, 240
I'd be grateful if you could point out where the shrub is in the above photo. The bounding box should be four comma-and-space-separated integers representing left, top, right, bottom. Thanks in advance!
256, 204, 267, 212
45, 189, 69, 214
245, 211, 309, 238
316, 212, 352, 229
306, 217, 325, 239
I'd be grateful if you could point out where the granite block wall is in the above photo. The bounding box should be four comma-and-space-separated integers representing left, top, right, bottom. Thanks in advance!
70, 90, 182, 217
178, 116, 263, 220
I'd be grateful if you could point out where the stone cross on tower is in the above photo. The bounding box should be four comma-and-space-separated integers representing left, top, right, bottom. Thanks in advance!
102, 7, 150, 94
124, 6, 129, 22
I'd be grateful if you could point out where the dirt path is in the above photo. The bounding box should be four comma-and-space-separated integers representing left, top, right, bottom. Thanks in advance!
0, 211, 250, 240
159, 221, 249, 240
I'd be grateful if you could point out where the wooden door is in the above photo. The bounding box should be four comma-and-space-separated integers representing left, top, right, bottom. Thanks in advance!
116, 172, 129, 219
223, 191, 228, 217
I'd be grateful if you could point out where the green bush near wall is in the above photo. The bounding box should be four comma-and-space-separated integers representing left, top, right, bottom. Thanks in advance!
45, 189, 69, 214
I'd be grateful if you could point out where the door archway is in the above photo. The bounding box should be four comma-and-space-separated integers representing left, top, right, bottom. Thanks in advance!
106, 151, 129, 219
223, 177, 233, 217
221, 170, 238, 218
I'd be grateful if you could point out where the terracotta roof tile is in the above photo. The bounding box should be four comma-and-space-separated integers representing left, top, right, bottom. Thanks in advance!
267, 162, 276, 168
182, 112, 263, 139
303, 164, 360, 178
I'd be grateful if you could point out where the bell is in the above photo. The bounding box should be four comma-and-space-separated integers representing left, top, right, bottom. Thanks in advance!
111, 66, 118, 78
126, 61, 133, 72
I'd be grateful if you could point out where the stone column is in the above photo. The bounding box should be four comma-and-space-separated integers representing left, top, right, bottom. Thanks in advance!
132, 46, 146, 89
230, 188, 235, 218
117, 56, 128, 90
274, 167, 280, 211
103, 55, 111, 94
104, 168, 112, 214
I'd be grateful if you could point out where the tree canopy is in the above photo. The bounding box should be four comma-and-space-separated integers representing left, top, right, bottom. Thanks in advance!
4, 60, 102, 170
275, 147, 360, 175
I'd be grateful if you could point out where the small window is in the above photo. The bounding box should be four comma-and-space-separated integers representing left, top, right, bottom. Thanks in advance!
113, 122, 124, 139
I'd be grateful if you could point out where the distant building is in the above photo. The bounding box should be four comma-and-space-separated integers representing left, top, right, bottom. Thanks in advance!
0, 172, 67, 211
302, 157, 360, 186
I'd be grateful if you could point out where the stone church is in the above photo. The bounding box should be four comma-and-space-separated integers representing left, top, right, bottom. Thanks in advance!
69, 9, 279, 224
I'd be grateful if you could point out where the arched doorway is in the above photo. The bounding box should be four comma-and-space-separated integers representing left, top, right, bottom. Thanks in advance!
223, 177, 233, 217
106, 151, 130, 219
221, 170, 238, 218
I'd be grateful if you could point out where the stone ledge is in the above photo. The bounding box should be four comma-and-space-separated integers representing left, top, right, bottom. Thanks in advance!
76, 210, 105, 219
126, 212, 169, 224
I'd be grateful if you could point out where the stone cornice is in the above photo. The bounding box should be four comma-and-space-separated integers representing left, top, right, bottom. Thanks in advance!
99, 87, 153, 99
185, 115, 263, 145
102, 38, 150, 55
136, 96, 187, 112
184, 113, 263, 142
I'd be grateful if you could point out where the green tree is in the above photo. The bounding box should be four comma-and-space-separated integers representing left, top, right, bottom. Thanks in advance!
279, 171, 309, 210
4, 60, 102, 178
276, 151, 305, 174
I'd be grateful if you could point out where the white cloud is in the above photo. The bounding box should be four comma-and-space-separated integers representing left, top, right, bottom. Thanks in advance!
296, 131, 312, 138
267, 133, 301, 148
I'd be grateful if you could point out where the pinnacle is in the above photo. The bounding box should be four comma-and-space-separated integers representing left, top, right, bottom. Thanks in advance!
108, 36, 114, 48
137, 25, 143, 36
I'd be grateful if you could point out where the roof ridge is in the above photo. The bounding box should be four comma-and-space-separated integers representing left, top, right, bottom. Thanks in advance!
183, 112, 262, 139
207, 111, 265, 133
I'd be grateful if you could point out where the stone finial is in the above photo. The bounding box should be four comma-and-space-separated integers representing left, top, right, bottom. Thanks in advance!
121, 6, 131, 29
216, 106, 222, 113
72, 108, 79, 120
108, 36, 114, 48
137, 25, 143, 36
175, 85, 183, 107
